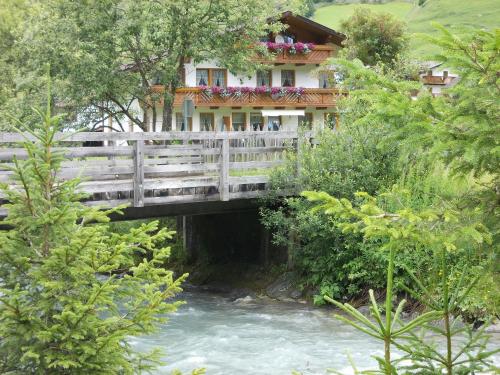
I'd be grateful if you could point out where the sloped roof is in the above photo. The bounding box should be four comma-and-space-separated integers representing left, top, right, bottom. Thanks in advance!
280, 11, 346, 46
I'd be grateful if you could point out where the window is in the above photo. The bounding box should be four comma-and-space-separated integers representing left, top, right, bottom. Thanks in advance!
232, 113, 246, 131
324, 113, 338, 129
212, 69, 226, 88
200, 113, 214, 131
250, 113, 264, 131
319, 71, 334, 89
256, 70, 272, 87
195, 68, 227, 87
175, 113, 192, 131
267, 116, 281, 131
196, 69, 209, 86
281, 70, 295, 87
277, 33, 294, 44
298, 113, 313, 129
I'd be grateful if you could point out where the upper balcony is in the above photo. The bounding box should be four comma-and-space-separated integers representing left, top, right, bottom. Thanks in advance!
164, 86, 342, 108
254, 43, 336, 65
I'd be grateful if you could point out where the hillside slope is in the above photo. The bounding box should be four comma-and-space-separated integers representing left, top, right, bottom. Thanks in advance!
314, 1, 412, 30
314, 0, 500, 58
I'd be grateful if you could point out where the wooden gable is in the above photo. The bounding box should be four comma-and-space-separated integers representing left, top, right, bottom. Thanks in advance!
279, 11, 345, 46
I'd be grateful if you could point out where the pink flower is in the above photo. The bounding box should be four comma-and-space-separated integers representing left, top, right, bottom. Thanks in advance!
263, 41, 315, 54
254, 86, 269, 94
270, 87, 281, 95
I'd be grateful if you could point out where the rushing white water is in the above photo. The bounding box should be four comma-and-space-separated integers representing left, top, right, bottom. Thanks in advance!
130, 289, 499, 375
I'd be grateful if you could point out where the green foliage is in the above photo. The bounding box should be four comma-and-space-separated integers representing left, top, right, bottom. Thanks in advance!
296, 27, 499, 372
0, 106, 187, 373
263, 25, 499, 323
340, 7, 408, 67
422, 27, 499, 199
303, 189, 498, 374
0, 0, 285, 131
261, 121, 400, 302
331, 25, 499, 298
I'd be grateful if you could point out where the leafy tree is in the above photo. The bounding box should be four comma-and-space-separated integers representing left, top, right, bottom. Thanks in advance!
0, 0, 38, 131
302, 0, 315, 18
2, 0, 286, 131
0, 103, 186, 373
340, 7, 408, 67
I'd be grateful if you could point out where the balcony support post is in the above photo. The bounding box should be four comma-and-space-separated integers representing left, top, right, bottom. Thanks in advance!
220, 138, 230, 201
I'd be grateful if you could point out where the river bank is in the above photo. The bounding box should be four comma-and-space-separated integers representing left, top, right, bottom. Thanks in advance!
182, 262, 310, 304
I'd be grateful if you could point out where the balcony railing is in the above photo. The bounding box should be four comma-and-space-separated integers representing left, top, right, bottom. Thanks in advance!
166, 87, 340, 108
255, 45, 335, 65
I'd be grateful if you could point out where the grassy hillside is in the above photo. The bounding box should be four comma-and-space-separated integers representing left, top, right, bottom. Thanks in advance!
314, 1, 412, 30
406, 0, 500, 56
314, 0, 500, 58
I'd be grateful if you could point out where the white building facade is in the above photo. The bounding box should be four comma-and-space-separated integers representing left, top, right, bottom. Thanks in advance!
122, 12, 345, 133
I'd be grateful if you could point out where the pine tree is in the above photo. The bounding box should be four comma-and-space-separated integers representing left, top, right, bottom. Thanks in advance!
0, 104, 186, 373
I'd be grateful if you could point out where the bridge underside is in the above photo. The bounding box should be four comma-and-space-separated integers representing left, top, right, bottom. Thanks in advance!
108, 198, 263, 221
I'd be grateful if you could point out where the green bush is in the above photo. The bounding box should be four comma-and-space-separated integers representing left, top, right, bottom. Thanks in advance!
261, 120, 400, 302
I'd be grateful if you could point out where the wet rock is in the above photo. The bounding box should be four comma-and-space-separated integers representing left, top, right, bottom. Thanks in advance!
265, 273, 303, 301
290, 289, 302, 299
266, 273, 293, 299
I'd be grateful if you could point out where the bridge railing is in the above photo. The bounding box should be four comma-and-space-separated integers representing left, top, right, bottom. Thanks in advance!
0, 131, 307, 212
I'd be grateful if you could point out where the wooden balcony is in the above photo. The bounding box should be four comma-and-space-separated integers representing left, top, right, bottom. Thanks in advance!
254, 45, 335, 65
168, 87, 340, 108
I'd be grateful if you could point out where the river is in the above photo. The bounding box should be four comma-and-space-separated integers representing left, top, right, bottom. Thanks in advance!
130, 288, 500, 375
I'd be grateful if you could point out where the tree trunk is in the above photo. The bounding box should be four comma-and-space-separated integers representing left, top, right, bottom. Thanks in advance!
152, 104, 157, 132
142, 107, 149, 132
162, 61, 185, 131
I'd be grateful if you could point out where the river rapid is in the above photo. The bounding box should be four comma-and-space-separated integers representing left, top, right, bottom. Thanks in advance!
130, 288, 500, 375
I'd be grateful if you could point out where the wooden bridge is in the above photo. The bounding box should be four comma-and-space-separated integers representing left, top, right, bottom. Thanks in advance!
0, 131, 306, 219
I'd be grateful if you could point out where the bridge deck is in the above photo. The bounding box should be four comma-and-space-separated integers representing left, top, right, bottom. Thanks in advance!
0, 131, 305, 217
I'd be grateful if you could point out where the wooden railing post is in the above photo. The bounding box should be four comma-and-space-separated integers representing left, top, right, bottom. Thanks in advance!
133, 140, 144, 207
220, 137, 230, 201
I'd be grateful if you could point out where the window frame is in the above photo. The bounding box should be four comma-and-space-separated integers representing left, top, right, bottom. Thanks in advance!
324, 112, 339, 130
280, 69, 295, 87
267, 115, 282, 131
231, 112, 247, 131
212, 69, 227, 88
298, 112, 314, 129
199, 112, 215, 131
250, 112, 264, 131
196, 69, 210, 86
319, 71, 335, 89
175, 113, 192, 131
195, 68, 228, 87
256, 70, 272, 87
